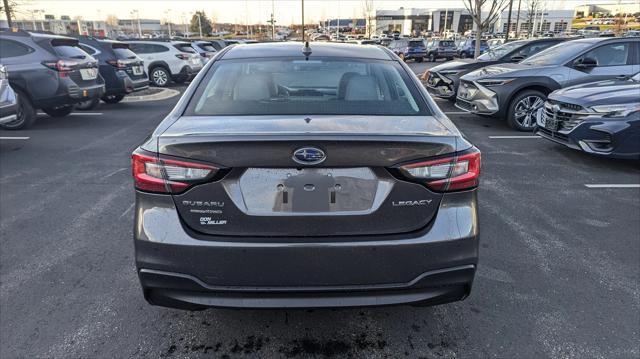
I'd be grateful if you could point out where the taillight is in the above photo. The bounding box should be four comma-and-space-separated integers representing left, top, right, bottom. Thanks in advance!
42, 59, 79, 75
398, 148, 481, 192
175, 54, 191, 60
107, 59, 128, 69
132, 152, 218, 194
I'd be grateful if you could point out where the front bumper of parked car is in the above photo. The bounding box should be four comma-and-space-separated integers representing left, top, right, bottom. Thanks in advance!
455, 80, 499, 115
134, 190, 479, 310
535, 104, 640, 159
424, 71, 459, 99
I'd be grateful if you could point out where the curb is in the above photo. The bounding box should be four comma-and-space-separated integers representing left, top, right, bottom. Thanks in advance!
122, 88, 180, 103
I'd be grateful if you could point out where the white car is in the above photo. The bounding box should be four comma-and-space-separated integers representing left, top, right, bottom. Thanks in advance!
126, 40, 203, 87
190, 41, 217, 65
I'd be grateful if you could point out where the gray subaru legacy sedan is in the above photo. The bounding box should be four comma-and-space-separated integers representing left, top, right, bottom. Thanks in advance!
132, 42, 481, 310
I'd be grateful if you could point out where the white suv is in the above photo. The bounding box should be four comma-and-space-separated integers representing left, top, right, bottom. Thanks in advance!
126, 40, 203, 87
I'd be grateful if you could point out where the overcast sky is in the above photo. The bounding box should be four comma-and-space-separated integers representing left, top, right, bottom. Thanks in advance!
15, 0, 630, 24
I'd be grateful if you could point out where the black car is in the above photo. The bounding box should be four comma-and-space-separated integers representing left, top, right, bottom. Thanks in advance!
0, 29, 104, 129
425, 39, 457, 62
535, 73, 640, 159
132, 42, 480, 310
424, 38, 566, 100
76, 36, 148, 108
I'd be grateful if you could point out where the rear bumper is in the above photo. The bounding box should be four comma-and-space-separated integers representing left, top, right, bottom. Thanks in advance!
134, 190, 479, 310
105, 72, 149, 95
35, 78, 105, 108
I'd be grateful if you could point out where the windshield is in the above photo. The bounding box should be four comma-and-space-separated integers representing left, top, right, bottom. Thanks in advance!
53, 44, 90, 59
478, 41, 525, 60
113, 47, 137, 59
174, 43, 196, 53
188, 58, 429, 116
408, 41, 424, 47
522, 41, 592, 66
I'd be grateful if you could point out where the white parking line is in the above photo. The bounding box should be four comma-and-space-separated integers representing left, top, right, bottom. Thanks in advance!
488, 135, 542, 139
584, 184, 640, 188
0, 137, 30, 140
445, 111, 472, 115
37, 112, 103, 116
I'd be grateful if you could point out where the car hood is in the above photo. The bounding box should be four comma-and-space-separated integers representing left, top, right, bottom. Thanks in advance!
550, 80, 640, 107
431, 59, 495, 73
461, 62, 544, 81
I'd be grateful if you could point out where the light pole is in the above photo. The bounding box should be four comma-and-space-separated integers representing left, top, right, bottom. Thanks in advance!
270, 0, 276, 39
165, 9, 172, 38
131, 10, 141, 37
196, 12, 203, 37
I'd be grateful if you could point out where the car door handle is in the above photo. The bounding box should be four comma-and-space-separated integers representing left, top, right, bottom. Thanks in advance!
615, 75, 628, 79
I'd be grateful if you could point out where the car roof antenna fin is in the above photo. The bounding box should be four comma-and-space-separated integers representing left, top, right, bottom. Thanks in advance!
302, 41, 312, 60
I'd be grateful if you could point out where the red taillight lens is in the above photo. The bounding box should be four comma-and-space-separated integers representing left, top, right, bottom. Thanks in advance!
42, 59, 80, 74
107, 59, 127, 69
175, 54, 190, 60
132, 152, 218, 194
399, 149, 481, 192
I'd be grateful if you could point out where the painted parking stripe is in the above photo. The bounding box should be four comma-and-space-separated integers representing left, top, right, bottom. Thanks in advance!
584, 184, 640, 188
445, 111, 473, 115
0, 136, 30, 140
488, 135, 541, 139
37, 112, 103, 116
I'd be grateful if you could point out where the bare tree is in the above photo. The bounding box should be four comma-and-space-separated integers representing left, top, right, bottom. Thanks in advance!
525, 0, 542, 37
105, 14, 119, 27
363, 0, 374, 38
463, 0, 509, 58
1, 0, 20, 27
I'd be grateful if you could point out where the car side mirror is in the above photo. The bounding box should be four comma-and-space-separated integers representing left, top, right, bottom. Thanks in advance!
574, 57, 598, 69
510, 55, 525, 62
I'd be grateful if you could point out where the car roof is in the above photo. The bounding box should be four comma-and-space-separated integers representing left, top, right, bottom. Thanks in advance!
220, 42, 394, 60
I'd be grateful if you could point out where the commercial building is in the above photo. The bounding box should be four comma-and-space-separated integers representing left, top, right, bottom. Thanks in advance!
574, 2, 640, 18
373, 8, 432, 35
496, 10, 574, 34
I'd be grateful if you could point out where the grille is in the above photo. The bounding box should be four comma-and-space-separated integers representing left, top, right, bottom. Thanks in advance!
541, 101, 587, 132
456, 99, 473, 111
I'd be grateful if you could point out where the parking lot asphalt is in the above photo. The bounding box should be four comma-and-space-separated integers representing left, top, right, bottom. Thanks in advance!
1, 64, 639, 358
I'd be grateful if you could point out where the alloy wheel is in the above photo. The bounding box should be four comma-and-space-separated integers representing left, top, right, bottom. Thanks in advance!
152, 69, 169, 86
514, 95, 544, 129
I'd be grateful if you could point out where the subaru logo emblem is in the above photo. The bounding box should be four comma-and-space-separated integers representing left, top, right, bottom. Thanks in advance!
292, 147, 326, 165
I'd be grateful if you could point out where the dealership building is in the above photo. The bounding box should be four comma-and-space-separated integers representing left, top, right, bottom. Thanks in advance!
373, 7, 575, 36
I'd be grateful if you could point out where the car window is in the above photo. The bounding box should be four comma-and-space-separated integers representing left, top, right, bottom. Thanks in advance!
188, 58, 429, 116
522, 41, 593, 66
53, 44, 90, 59
408, 41, 423, 47
478, 41, 526, 60
578, 42, 630, 66
113, 47, 137, 59
516, 42, 556, 58
440, 41, 455, 47
0, 39, 34, 58
78, 44, 97, 55
174, 43, 196, 53
197, 43, 216, 52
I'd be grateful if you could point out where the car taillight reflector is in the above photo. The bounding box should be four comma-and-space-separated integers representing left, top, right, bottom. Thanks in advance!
41, 59, 80, 75
132, 152, 217, 194
399, 149, 481, 192
107, 59, 128, 69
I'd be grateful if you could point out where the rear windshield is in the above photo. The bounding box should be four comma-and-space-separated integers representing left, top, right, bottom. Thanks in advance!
53, 44, 89, 59
113, 47, 137, 59
187, 58, 429, 116
174, 43, 196, 53
197, 43, 216, 52
439, 41, 455, 47
409, 41, 424, 47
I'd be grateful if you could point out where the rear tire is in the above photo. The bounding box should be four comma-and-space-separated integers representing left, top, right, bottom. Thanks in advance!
102, 94, 126, 104
150, 66, 170, 87
75, 97, 100, 111
0, 89, 36, 130
507, 89, 546, 131
460, 52, 468, 59
42, 105, 73, 118
415, 57, 423, 63
429, 53, 436, 62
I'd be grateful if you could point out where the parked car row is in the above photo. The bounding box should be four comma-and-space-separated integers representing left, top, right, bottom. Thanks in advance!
0, 29, 111, 129
0, 29, 241, 129
423, 36, 639, 159
387, 38, 491, 62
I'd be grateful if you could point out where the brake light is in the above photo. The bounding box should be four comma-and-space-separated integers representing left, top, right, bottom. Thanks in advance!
42, 59, 79, 75
132, 152, 218, 194
107, 59, 128, 69
175, 54, 191, 60
398, 149, 481, 192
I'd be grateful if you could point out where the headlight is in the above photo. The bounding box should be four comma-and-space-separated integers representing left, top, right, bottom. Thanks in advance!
0, 65, 6, 80
476, 78, 515, 87
590, 103, 640, 118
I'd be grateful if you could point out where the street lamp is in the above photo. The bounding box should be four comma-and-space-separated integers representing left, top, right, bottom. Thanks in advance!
165, 9, 172, 38
195, 12, 203, 38
130, 10, 141, 37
